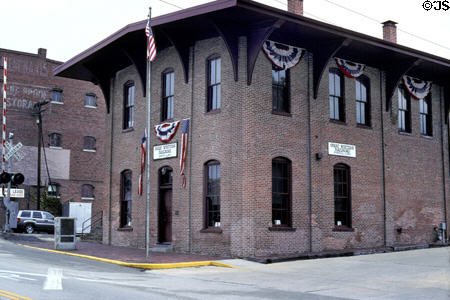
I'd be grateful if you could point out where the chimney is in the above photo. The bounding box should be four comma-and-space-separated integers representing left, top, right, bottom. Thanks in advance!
287, 0, 303, 16
38, 48, 47, 58
382, 20, 397, 43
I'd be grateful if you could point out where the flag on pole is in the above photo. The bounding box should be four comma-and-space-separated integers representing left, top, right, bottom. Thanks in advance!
179, 119, 190, 188
138, 129, 147, 195
145, 16, 156, 62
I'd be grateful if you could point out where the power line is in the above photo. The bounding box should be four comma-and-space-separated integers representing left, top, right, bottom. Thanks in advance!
321, 0, 450, 52
158, 0, 184, 10
267, 0, 450, 53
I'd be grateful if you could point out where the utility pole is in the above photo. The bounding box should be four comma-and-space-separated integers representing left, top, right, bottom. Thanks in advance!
32, 100, 48, 210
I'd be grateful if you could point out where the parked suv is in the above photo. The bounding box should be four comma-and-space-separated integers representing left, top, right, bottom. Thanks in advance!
16, 210, 55, 234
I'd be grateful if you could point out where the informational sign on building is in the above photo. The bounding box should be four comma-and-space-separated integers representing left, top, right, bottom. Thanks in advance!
0, 189, 25, 198
153, 143, 177, 160
328, 142, 356, 158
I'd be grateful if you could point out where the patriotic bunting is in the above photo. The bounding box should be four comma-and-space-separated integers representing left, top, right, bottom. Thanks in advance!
179, 119, 190, 188
138, 130, 147, 196
154, 121, 180, 143
262, 40, 304, 70
402, 75, 432, 100
335, 58, 365, 78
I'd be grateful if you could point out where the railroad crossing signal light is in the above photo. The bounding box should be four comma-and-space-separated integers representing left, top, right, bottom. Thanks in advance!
0, 172, 24, 185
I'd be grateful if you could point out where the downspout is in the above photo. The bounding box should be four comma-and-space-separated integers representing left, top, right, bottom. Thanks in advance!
380, 70, 387, 247
439, 86, 448, 242
188, 42, 196, 253
307, 52, 312, 253
108, 77, 115, 245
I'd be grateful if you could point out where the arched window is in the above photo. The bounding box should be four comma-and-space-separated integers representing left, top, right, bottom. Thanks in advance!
161, 69, 174, 121
205, 160, 221, 228
85, 93, 97, 107
120, 170, 132, 227
420, 94, 432, 136
355, 75, 370, 126
47, 182, 60, 198
398, 86, 411, 133
83, 136, 96, 151
123, 81, 135, 129
272, 157, 292, 226
51, 88, 63, 103
81, 184, 95, 199
334, 163, 351, 228
272, 65, 290, 113
49, 133, 62, 148
206, 55, 221, 112
329, 68, 345, 121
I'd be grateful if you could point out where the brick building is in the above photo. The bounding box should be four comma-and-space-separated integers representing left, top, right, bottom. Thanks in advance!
0, 48, 106, 233
55, 0, 449, 257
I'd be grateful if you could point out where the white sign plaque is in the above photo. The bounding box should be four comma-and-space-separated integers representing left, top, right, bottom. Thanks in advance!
328, 142, 356, 158
153, 143, 177, 160
1, 189, 25, 198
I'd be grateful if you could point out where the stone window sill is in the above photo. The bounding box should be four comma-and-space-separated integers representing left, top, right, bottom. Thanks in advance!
122, 128, 134, 133
117, 227, 133, 232
271, 110, 291, 117
333, 226, 354, 232
200, 227, 222, 233
84, 105, 97, 109
81, 197, 94, 201
268, 226, 296, 232
83, 149, 96, 153
329, 119, 347, 126
51, 101, 64, 105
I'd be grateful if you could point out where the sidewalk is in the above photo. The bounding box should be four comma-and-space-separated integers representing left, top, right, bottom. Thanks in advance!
0, 232, 231, 269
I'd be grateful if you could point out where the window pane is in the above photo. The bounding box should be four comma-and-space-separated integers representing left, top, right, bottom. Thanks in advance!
356, 81, 361, 100
216, 58, 221, 83
329, 73, 335, 95
216, 85, 221, 109
361, 85, 367, 102
360, 103, 365, 124
210, 60, 216, 85
32, 212, 42, 219
335, 75, 341, 97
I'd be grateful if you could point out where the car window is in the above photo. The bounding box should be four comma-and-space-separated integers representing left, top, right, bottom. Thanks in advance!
20, 211, 31, 218
32, 212, 42, 219
43, 212, 54, 220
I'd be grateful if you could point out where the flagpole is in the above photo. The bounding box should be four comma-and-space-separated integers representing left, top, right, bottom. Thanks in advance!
145, 7, 152, 263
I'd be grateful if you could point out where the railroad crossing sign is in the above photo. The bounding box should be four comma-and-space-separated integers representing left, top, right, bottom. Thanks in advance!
4, 141, 24, 161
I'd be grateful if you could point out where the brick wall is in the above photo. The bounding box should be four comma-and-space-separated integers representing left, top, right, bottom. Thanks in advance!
103, 36, 449, 257
0, 49, 105, 231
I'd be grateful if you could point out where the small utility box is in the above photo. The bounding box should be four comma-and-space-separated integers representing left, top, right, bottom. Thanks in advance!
54, 217, 77, 250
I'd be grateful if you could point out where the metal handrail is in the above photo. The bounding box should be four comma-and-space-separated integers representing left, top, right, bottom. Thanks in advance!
81, 210, 103, 236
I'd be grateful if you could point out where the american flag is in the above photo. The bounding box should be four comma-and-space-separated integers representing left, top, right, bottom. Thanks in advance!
179, 119, 190, 188
145, 17, 156, 62
138, 130, 147, 195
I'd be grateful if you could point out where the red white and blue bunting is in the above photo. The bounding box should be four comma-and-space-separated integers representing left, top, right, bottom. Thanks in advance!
154, 121, 180, 143
335, 58, 365, 78
262, 40, 304, 70
402, 75, 432, 100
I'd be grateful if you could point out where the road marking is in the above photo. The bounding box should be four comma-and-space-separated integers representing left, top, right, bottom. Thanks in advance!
0, 273, 36, 281
0, 289, 32, 300
43, 268, 63, 290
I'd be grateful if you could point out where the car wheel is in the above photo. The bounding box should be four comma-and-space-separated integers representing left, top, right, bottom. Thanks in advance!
25, 224, 34, 234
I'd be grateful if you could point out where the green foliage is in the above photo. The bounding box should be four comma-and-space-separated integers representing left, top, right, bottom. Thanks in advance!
31, 191, 62, 216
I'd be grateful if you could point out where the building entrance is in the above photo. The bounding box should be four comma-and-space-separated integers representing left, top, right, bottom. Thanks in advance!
158, 167, 172, 243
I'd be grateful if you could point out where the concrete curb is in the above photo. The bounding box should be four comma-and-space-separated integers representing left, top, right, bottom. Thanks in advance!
19, 244, 235, 270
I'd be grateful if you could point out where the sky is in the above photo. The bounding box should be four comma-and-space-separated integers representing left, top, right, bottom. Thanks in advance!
1, 0, 450, 62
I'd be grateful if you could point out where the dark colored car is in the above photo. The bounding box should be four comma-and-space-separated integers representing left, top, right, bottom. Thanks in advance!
16, 210, 55, 234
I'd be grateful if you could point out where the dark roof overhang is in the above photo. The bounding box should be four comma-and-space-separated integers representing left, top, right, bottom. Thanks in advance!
54, 0, 450, 118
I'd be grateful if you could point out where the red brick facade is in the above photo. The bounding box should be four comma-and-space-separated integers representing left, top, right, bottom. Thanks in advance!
0, 48, 106, 231
100, 36, 449, 257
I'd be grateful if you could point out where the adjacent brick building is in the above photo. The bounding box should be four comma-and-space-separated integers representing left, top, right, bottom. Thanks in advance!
0, 48, 106, 233
54, 0, 449, 257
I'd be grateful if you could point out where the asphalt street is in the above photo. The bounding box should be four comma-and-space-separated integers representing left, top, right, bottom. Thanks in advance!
0, 238, 448, 300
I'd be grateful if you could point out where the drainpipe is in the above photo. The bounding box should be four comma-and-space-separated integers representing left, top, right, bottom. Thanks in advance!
380, 70, 387, 247
439, 86, 448, 243
307, 51, 312, 252
108, 77, 115, 245
188, 42, 196, 253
